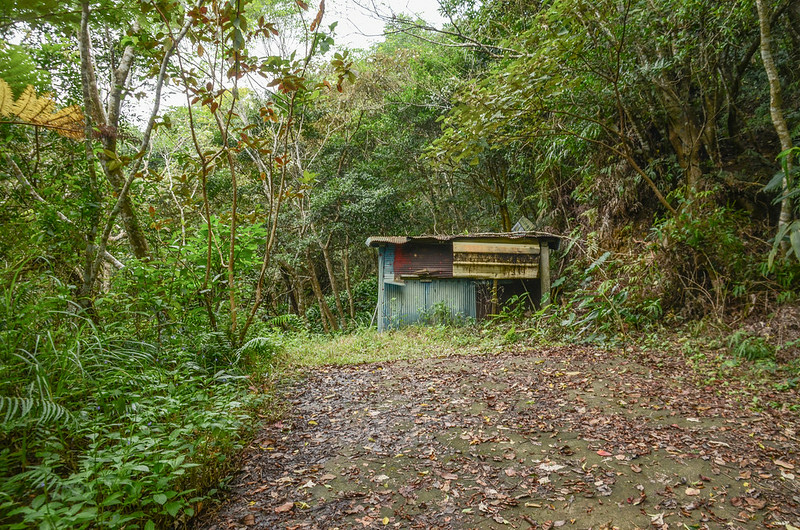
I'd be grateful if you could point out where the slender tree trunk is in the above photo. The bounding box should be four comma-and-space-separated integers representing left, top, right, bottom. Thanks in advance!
280, 265, 300, 315
279, 259, 309, 322
76, 2, 105, 317
342, 236, 356, 320
499, 202, 512, 232
214, 112, 239, 341
756, 0, 794, 251
296, 277, 309, 323
321, 235, 346, 329
100, 165, 150, 259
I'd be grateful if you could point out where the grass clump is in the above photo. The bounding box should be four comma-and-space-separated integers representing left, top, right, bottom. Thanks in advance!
283, 325, 495, 367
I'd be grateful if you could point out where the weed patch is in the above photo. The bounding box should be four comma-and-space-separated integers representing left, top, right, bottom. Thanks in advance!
282, 326, 496, 367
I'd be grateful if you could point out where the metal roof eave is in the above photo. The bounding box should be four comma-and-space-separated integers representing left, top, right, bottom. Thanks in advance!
366, 232, 562, 250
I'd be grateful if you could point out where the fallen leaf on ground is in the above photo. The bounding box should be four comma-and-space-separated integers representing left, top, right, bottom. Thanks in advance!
275, 501, 294, 513
538, 462, 565, 472
355, 515, 374, 527
745, 497, 767, 509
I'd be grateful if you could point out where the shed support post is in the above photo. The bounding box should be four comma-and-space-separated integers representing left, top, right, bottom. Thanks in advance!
539, 242, 551, 306
377, 248, 385, 331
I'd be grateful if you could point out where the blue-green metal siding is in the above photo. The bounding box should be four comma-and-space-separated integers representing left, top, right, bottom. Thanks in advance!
382, 245, 394, 281
381, 279, 476, 330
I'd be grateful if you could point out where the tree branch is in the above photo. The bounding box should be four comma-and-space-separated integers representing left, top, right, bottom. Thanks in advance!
5, 153, 124, 269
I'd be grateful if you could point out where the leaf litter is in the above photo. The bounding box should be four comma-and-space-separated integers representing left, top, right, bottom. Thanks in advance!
194, 345, 800, 529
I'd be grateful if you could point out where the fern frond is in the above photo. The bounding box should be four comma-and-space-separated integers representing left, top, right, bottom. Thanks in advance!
0, 78, 13, 116
0, 77, 84, 139
0, 396, 71, 427
266, 314, 300, 328
11, 85, 56, 122
237, 336, 275, 356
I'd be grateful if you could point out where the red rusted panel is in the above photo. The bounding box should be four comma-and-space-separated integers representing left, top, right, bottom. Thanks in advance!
393, 243, 453, 279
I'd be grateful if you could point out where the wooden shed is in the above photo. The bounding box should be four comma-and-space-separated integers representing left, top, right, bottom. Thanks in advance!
366, 233, 561, 331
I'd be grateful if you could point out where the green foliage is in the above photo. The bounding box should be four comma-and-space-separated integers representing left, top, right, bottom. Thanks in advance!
727, 330, 776, 362
419, 300, 472, 327
0, 262, 268, 528
539, 248, 664, 345
488, 293, 530, 323
767, 147, 800, 268
649, 197, 755, 315
3, 0, 800, 525
0, 396, 71, 427
0, 42, 51, 96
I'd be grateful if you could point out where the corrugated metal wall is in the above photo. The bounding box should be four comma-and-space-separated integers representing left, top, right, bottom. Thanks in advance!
393, 243, 453, 279
382, 279, 476, 330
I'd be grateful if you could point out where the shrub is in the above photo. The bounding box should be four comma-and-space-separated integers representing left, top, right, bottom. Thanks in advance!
727, 330, 776, 362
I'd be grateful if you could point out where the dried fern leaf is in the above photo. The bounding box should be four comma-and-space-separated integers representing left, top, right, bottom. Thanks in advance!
0, 77, 84, 139
43, 105, 85, 139
11, 85, 56, 121
0, 77, 13, 116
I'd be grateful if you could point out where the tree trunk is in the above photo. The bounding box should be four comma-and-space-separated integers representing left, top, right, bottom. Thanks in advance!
756, 0, 794, 251
659, 87, 705, 200
102, 166, 150, 259
214, 111, 240, 341
321, 236, 346, 329
296, 277, 309, 323
499, 201, 512, 232
280, 265, 300, 315
79, 2, 149, 260
310, 273, 330, 333
308, 254, 337, 332
342, 238, 356, 321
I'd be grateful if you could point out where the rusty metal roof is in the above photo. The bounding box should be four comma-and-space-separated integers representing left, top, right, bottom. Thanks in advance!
366, 232, 562, 250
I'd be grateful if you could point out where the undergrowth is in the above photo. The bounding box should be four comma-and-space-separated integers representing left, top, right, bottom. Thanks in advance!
0, 268, 276, 529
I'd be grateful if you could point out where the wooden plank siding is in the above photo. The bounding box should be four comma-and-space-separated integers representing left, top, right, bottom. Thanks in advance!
452, 240, 541, 280
452, 241, 540, 255
369, 234, 560, 330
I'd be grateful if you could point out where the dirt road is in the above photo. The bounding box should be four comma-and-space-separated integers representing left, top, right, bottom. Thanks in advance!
196, 345, 800, 529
